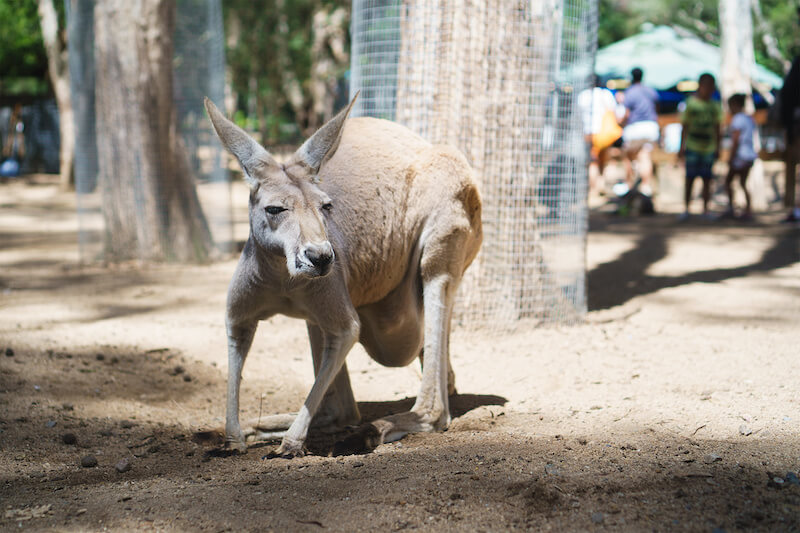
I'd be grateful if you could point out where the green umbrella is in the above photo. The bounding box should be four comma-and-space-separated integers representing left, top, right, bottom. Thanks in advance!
596, 25, 784, 90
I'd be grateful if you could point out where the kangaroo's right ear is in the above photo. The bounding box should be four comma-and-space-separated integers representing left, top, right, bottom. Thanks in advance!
204, 97, 276, 190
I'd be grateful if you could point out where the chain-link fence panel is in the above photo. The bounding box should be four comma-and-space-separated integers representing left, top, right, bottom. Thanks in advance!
350, 0, 596, 329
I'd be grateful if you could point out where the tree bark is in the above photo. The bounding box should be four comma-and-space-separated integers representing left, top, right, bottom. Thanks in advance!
719, 0, 767, 210
93, 0, 214, 262
38, 0, 75, 190
395, 0, 557, 322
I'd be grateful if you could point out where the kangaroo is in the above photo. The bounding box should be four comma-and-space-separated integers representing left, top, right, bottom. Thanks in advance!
204, 94, 482, 457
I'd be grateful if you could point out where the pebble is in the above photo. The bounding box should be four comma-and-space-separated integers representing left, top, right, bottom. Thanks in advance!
591, 512, 604, 524
96, 353, 105, 361
61, 403, 74, 411
544, 463, 560, 476
183, 374, 192, 382
786, 472, 799, 486
703, 453, 722, 464
738, 425, 753, 436
115, 458, 132, 473
80, 455, 98, 468
45, 420, 57, 428
172, 365, 185, 375
5, 347, 14, 357
62, 433, 77, 445
120, 420, 135, 429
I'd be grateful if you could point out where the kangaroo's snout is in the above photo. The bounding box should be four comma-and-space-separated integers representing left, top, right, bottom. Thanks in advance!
301, 242, 334, 275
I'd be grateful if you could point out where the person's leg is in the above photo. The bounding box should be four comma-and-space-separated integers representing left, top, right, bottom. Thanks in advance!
739, 164, 752, 217
701, 177, 711, 214
725, 169, 735, 214
636, 147, 654, 194
785, 136, 798, 209
683, 174, 695, 217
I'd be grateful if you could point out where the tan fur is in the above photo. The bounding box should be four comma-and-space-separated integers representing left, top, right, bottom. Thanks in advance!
205, 96, 482, 457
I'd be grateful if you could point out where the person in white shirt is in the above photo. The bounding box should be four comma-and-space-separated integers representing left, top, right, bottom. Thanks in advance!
577, 76, 621, 195
724, 94, 757, 220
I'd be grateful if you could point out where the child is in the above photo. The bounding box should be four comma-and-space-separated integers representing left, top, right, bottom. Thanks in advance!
725, 94, 757, 220
678, 73, 722, 220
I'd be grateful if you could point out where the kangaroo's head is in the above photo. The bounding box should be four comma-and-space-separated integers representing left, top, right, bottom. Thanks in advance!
205, 95, 356, 278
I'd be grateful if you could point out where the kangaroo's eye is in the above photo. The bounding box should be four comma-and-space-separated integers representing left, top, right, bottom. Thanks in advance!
265, 206, 286, 215
322, 202, 333, 212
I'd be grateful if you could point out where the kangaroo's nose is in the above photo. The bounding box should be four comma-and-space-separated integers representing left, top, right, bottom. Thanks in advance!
305, 243, 334, 269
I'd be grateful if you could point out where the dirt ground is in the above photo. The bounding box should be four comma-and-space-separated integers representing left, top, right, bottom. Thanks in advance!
1, 172, 799, 532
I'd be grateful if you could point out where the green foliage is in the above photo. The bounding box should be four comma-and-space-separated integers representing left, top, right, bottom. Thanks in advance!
599, 0, 799, 75
0, 0, 48, 95
224, 0, 349, 144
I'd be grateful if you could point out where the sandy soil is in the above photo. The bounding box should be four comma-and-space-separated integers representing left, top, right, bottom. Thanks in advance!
1, 174, 799, 532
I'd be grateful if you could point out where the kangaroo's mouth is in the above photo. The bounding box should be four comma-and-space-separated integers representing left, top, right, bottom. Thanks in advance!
294, 257, 333, 278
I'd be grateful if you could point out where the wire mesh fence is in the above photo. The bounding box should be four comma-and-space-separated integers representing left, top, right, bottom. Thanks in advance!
350, 0, 596, 328
68, 0, 230, 263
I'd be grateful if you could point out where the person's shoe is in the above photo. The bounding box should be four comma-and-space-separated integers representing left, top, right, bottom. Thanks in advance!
678, 211, 690, 222
782, 207, 800, 223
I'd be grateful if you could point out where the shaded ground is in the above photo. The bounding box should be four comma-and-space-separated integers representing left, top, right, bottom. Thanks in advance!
1, 176, 799, 532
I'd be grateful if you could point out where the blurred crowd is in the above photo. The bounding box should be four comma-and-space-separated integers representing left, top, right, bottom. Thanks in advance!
579, 58, 800, 223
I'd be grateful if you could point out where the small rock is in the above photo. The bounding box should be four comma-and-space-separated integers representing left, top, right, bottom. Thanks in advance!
80, 455, 98, 468
120, 420, 135, 429
182, 374, 192, 382
5, 347, 14, 357
62, 433, 77, 445
704, 453, 722, 464
110, 356, 119, 364
96, 353, 105, 361
99, 429, 113, 437
352, 461, 365, 468
768, 476, 785, 489
786, 472, 799, 486
61, 403, 74, 411
45, 420, 57, 428
544, 463, 560, 476
172, 365, 185, 375
591, 512, 604, 524
115, 458, 131, 473
449, 493, 463, 501
739, 425, 753, 436
33, 385, 41, 391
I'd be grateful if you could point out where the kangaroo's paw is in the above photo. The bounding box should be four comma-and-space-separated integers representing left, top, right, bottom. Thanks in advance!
332, 423, 384, 456
263, 438, 306, 459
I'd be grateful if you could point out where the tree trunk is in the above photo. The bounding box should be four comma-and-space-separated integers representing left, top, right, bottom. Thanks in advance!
395, 0, 557, 322
93, 0, 214, 262
38, 0, 75, 190
719, 0, 767, 211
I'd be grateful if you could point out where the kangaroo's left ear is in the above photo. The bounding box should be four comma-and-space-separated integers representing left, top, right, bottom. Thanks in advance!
294, 92, 359, 179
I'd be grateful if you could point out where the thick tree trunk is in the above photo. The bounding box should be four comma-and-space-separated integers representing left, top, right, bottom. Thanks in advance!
395, 0, 556, 322
93, 0, 214, 262
38, 0, 75, 190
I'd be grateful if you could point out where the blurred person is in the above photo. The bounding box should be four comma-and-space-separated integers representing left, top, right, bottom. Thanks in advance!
0, 103, 25, 178
678, 73, 722, 220
724, 94, 757, 220
620, 67, 659, 196
577, 75, 622, 195
780, 52, 800, 222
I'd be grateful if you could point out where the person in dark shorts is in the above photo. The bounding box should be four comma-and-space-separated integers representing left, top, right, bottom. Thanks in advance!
678, 73, 722, 220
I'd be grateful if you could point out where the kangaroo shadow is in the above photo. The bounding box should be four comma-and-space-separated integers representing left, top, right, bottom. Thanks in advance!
213, 393, 509, 457
305, 393, 508, 457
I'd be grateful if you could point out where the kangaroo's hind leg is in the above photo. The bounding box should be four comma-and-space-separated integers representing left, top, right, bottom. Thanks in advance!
334, 224, 471, 455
